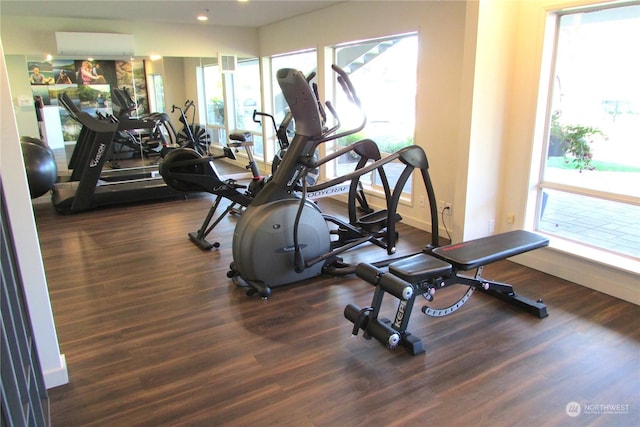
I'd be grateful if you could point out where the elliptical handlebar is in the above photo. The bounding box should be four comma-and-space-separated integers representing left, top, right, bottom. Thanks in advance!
316, 65, 366, 143
274, 64, 367, 275
171, 100, 193, 114
275, 65, 365, 144
333, 64, 361, 108
316, 64, 366, 143
252, 110, 291, 151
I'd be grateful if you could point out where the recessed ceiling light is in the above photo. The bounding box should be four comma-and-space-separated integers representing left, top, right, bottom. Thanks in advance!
197, 9, 209, 21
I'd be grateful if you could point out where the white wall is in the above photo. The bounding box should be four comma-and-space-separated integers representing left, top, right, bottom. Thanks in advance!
461, 1, 519, 240
0, 14, 260, 145
157, 57, 188, 124
0, 16, 258, 59
260, 0, 638, 304
4, 54, 40, 139
0, 40, 69, 388
260, 0, 471, 239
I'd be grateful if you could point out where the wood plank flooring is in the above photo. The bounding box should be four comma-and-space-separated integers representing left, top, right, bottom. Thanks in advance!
33, 194, 639, 427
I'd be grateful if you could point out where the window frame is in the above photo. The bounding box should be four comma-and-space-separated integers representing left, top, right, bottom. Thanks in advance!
330, 32, 419, 200
532, 2, 639, 260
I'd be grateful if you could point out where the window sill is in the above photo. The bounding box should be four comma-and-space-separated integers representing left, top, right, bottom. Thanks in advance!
544, 233, 640, 276
512, 234, 639, 305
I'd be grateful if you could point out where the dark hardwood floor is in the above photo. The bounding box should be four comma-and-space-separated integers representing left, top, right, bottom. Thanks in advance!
33, 193, 639, 427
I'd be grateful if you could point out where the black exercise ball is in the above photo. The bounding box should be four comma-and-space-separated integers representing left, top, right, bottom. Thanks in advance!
20, 136, 49, 147
21, 140, 57, 199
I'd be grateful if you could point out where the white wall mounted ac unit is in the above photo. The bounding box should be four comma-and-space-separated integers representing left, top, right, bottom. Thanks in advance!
55, 32, 135, 57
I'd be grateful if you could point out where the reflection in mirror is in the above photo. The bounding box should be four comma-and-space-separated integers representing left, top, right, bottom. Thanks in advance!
196, 57, 226, 150
11, 54, 265, 205
193, 57, 263, 158
27, 57, 156, 176
148, 73, 165, 114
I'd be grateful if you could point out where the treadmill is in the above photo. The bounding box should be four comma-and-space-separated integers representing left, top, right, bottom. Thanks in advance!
52, 93, 186, 214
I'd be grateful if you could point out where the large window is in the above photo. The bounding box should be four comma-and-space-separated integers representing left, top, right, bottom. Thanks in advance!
202, 64, 225, 127
267, 50, 317, 162
536, 4, 639, 259
228, 59, 263, 157
199, 62, 225, 147
332, 33, 418, 194
271, 50, 317, 125
232, 59, 261, 133
198, 58, 262, 154
147, 73, 164, 113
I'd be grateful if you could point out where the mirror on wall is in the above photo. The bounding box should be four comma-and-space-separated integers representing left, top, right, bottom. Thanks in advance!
9, 53, 264, 203
26, 57, 157, 175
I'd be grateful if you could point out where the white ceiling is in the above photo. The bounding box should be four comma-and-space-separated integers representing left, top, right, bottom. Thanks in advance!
0, 0, 342, 28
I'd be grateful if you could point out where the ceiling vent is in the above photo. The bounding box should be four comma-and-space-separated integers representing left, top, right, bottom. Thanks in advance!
55, 32, 135, 57
218, 54, 237, 73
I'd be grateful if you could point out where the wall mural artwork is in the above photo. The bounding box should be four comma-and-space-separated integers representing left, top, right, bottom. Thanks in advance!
27, 58, 149, 143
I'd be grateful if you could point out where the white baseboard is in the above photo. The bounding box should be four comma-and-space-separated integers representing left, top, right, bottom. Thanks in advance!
44, 354, 69, 389
400, 214, 639, 305
512, 247, 639, 306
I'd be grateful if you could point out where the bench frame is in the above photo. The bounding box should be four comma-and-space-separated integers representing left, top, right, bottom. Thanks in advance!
345, 231, 549, 355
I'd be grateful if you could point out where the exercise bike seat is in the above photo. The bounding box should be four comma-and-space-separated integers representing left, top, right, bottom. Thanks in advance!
389, 253, 452, 283
432, 230, 549, 271
228, 131, 253, 148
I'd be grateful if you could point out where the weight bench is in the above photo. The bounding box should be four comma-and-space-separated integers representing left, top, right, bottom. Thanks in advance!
344, 230, 549, 355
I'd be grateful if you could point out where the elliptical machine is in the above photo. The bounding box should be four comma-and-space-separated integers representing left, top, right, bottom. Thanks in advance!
227, 65, 425, 298
160, 104, 384, 250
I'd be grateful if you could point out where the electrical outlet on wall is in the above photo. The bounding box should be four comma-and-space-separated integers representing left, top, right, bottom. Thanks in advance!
443, 202, 452, 216
437, 200, 453, 217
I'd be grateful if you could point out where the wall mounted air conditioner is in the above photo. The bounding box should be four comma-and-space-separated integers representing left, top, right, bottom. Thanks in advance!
55, 32, 135, 57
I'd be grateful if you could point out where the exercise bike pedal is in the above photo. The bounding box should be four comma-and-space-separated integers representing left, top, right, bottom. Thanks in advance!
224, 179, 247, 190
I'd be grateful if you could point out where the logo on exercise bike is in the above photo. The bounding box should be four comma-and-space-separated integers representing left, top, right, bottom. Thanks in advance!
276, 244, 307, 254
306, 184, 350, 199
89, 143, 107, 167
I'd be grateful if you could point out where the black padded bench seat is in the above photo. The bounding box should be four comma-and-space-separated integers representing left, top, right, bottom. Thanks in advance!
389, 254, 452, 283
432, 230, 549, 271
345, 232, 550, 355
